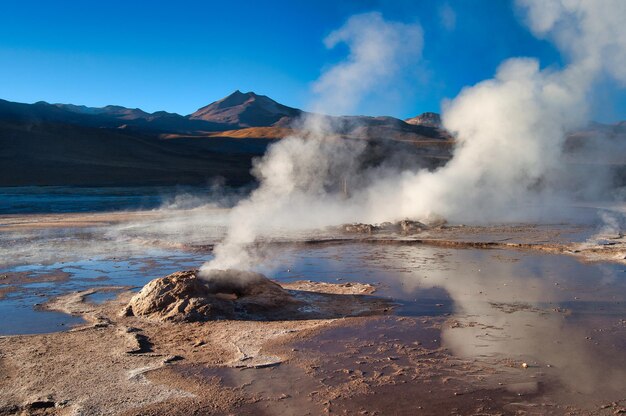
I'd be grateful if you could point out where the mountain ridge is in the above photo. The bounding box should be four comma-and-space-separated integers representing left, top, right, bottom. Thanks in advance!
1, 91, 622, 187
2, 91, 447, 133
0, 91, 453, 187
7, 91, 625, 132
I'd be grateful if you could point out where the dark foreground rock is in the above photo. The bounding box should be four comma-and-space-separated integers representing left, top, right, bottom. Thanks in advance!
123, 270, 297, 322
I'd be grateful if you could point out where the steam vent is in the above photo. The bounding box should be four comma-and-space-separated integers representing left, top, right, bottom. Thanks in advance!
123, 269, 297, 322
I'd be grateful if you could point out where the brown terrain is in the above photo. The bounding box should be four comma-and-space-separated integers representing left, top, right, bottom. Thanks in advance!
1, 260, 624, 415
0, 274, 395, 415
1, 211, 625, 415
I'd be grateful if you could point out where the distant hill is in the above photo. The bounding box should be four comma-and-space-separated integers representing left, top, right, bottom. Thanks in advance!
0, 98, 226, 134
0, 91, 455, 186
0, 91, 450, 137
189, 90, 302, 127
1, 91, 624, 188
0, 120, 273, 187
3, 90, 624, 188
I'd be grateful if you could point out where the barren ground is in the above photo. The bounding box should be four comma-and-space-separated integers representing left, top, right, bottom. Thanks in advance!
1, 210, 625, 415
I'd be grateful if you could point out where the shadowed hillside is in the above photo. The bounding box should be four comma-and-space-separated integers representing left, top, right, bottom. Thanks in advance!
0, 120, 270, 186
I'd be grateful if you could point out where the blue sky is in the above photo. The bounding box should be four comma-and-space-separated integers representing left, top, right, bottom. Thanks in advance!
0, 0, 623, 121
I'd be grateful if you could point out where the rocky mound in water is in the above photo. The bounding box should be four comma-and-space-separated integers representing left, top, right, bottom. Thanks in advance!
123, 269, 297, 322
339, 219, 435, 235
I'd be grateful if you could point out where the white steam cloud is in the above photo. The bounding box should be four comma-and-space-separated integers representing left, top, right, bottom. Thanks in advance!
202, 2, 626, 274
202, 12, 424, 272
311, 12, 423, 116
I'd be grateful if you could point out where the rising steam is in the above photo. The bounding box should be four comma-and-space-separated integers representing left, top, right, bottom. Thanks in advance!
202, 2, 626, 274
310, 12, 423, 117
202, 12, 424, 272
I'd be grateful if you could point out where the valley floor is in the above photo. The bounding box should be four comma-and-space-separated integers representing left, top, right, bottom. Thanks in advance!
0, 210, 625, 415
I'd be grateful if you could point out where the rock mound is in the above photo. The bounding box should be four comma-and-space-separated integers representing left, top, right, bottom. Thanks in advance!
339, 219, 429, 235
123, 270, 296, 322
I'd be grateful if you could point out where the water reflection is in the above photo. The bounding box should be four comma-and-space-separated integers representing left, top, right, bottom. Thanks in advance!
0, 251, 208, 335
272, 244, 626, 404
407, 249, 626, 402
1, 234, 624, 403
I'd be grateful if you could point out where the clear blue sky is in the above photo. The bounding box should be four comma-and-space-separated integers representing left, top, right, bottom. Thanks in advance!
0, 0, 624, 121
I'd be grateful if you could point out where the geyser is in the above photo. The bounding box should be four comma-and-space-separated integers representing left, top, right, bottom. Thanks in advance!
204, 1, 626, 273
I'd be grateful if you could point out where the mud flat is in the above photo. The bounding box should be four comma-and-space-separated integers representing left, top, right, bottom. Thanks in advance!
263, 220, 625, 268
1, 210, 625, 414
0, 211, 166, 231
0, 277, 393, 415
1, 274, 624, 415
2, 209, 624, 267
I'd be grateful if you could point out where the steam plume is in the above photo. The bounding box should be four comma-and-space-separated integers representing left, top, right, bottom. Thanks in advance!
365, 0, 626, 223
202, 12, 424, 272
202, 2, 626, 274
311, 12, 423, 116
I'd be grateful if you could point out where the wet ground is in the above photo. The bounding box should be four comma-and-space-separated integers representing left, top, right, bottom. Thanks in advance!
0, 250, 205, 335
0, 198, 625, 414
243, 244, 626, 410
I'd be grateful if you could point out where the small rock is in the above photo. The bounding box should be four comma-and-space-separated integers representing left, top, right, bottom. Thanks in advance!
27, 400, 56, 410
341, 223, 379, 234
163, 355, 184, 364
124, 327, 141, 333
398, 219, 427, 234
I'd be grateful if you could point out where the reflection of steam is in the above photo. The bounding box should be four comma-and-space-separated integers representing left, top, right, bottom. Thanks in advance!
204, 2, 626, 273
596, 211, 624, 239
381, 248, 626, 403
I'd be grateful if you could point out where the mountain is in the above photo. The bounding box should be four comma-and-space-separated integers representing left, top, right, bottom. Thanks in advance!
53, 103, 150, 119
0, 98, 226, 133
189, 90, 302, 127
0, 92, 454, 187
1, 91, 623, 188
0, 92, 450, 139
